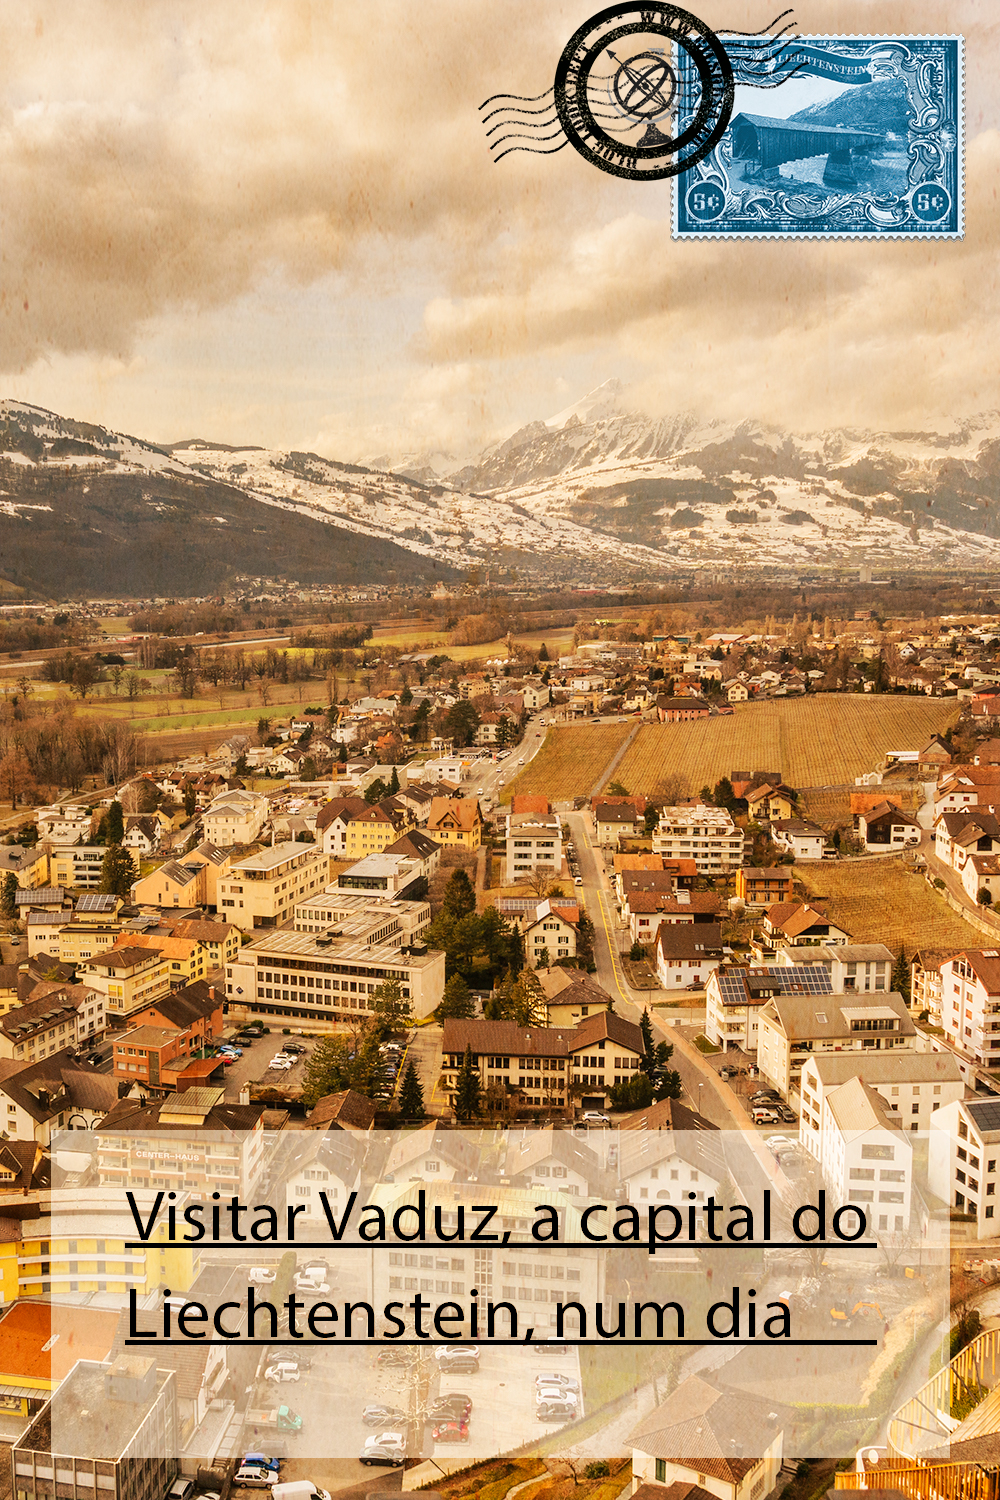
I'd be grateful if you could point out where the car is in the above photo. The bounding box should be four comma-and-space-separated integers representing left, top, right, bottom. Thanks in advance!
765, 1135, 793, 1149
362, 1403, 406, 1427
169, 1481, 197, 1500
429, 1397, 472, 1422
282, 1042, 307, 1054
233, 1467, 274, 1487
360, 1433, 406, 1467
268, 1059, 293, 1071
293, 1277, 331, 1294
517, 757, 525, 763
777, 1107, 797, 1123
434, 1342, 479, 1361
240, 1454, 281, 1473
376, 1348, 413, 1366
537, 1399, 577, 1422
248, 1267, 276, 1284
220, 1053, 238, 1065
530, 1341, 568, 1356
533, 1373, 579, 1392
574, 876, 583, 886
264, 1362, 301, 1383
580, 1111, 610, 1125
537, 1385, 573, 1405
432, 1420, 470, 1443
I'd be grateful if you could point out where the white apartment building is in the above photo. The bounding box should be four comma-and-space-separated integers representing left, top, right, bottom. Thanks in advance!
225, 924, 445, 1025
505, 812, 563, 884
48, 846, 106, 889
217, 842, 330, 932
201, 788, 270, 847
705, 965, 832, 1052
799, 1052, 964, 1142
652, 805, 744, 874
928, 1096, 1000, 1239
772, 943, 895, 992
811, 1076, 913, 1233
35, 805, 92, 845
756, 990, 916, 1100
940, 950, 1000, 1072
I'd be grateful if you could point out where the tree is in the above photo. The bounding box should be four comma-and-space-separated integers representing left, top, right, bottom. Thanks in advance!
892, 945, 911, 1001
183, 784, 197, 819
100, 843, 137, 898
535, 945, 552, 971
979, 889, 994, 908
436, 974, 475, 1021
639, 1008, 655, 1075
643, 804, 660, 836
443, 699, 481, 748
370, 976, 412, 1035
388, 765, 400, 794
610, 1072, 654, 1110
398, 1059, 425, 1119
71, 657, 101, 700
442, 868, 476, 920
607, 780, 629, 797
454, 1045, 481, 1121
0, 873, 17, 923
577, 908, 596, 972
257, 717, 271, 745
538, 643, 549, 662
364, 777, 390, 804
629, 940, 646, 961
484, 968, 545, 1027
104, 800, 125, 845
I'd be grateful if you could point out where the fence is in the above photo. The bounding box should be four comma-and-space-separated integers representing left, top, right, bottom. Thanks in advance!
888, 1326, 1000, 1458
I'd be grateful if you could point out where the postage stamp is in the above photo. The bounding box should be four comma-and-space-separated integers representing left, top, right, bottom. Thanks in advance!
673, 35, 964, 239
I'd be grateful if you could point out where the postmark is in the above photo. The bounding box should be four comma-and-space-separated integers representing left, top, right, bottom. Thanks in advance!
673, 35, 964, 238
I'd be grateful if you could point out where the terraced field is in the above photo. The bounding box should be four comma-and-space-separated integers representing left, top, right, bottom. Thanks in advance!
796, 857, 984, 951
499, 722, 632, 803
611, 695, 961, 794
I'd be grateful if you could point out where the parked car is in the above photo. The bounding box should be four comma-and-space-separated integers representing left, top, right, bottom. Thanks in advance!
432, 1420, 469, 1443
533, 1373, 579, 1392
234, 1467, 274, 1488
429, 1397, 472, 1422
434, 1343, 479, 1372
360, 1433, 406, 1467
537, 1399, 577, 1422
241, 1454, 281, 1473
248, 1267, 276, 1285
362, 1404, 406, 1427
530, 1341, 568, 1356
580, 1111, 610, 1125
268, 1059, 294, 1071
264, 1362, 301, 1383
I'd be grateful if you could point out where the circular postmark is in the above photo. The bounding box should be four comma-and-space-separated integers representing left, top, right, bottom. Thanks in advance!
554, 2, 734, 181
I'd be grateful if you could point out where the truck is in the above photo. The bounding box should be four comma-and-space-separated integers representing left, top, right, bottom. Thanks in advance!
245, 1406, 303, 1433
271, 1484, 331, 1500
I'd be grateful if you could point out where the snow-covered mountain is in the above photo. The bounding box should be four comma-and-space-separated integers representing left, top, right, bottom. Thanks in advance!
3, 391, 1000, 596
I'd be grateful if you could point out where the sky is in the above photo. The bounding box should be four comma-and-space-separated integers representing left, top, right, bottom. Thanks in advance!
0, 0, 997, 464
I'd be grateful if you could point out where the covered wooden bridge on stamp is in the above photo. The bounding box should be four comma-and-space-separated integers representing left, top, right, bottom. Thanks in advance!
729, 112, 885, 188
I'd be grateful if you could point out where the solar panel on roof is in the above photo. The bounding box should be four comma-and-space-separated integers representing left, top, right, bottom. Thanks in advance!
76, 893, 116, 912
968, 1098, 1000, 1131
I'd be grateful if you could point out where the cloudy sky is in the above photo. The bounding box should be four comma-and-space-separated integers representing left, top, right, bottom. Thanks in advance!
0, 0, 997, 462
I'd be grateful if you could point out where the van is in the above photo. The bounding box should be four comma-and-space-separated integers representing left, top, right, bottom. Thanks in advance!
271, 1485, 331, 1500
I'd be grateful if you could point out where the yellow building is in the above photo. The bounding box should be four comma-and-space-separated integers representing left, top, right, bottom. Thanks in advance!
18, 1221, 202, 1299
0, 846, 50, 890
344, 804, 412, 861
427, 797, 483, 850
79, 946, 173, 1021
56, 921, 124, 965
217, 841, 331, 932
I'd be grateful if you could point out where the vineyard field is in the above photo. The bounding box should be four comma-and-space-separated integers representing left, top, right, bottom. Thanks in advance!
802, 781, 924, 831
796, 858, 983, 951
500, 722, 632, 804
610, 696, 961, 796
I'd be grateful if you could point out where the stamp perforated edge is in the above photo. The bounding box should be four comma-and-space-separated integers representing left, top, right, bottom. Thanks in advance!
670, 33, 965, 241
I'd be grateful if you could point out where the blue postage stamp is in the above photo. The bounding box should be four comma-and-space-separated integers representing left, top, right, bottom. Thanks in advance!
673, 35, 963, 239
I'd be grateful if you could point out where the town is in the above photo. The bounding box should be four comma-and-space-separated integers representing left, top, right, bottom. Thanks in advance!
0, 584, 995, 1500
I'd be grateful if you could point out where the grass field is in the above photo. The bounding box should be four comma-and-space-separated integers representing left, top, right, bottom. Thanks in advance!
610, 696, 961, 795
499, 723, 632, 803
796, 857, 984, 952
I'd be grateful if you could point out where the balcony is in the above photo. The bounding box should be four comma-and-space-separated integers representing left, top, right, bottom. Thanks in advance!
836, 1462, 1000, 1500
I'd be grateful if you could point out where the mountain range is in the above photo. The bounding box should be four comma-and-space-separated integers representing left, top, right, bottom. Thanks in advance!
2, 386, 1000, 597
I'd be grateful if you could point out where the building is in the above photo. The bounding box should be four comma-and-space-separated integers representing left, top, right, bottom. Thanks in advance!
80, 947, 172, 1024
756, 989, 917, 1100
294, 886, 431, 944
769, 818, 826, 860
505, 810, 563, 884
335, 851, 427, 898
13, 1357, 178, 1500
934, 810, 1000, 872
0, 983, 105, 1063
857, 801, 922, 851
938, 949, 1000, 1073
96, 1087, 265, 1194
382, 1122, 482, 1183
652, 806, 744, 874
617, 1125, 723, 1206
111, 1025, 225, 1094
735, 867, 795, 906
759, 901, 851, 949
0, 1302, 120, 1421
441, 1019, 570, 1114
344, 800, 413, 860
799, 1051, 964, 1140
523, 900, 578, 967
706, 964, 834, 1052
427, 797, 484, 851
629, 1376, 783, 1500
305, 1088, 376, 1131
200, 787, 269, 846
0, 1051, 116, 1143
807, 1075, 913, 1232
283, 1132, 365, 1222
316, 795, 367, 857
383, 828, 442, 878
216, 841, 330, 931
911, 948, 949, 1022
129, 858, 201, 909
928, 1096, 1000, 1238
0, 844, 51, 890
627, 891, 722, 946
770, 942, 894, 992
744, 783, 797, 822
35, 805, 93, 844
48, 845, 107, 889
654, 696, 712, 722
654, 922, 725, 989
567, 1011, 645, 1108
225, 925, 445, 1024
594, 802, 643, 846
536, 968, 617, 1026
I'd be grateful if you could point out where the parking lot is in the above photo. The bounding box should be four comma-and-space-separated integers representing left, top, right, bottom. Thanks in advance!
229, 1338, 584, 1487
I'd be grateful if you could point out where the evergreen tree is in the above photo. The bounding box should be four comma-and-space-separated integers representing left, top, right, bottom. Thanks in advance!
442, 868, 476, 920
370, 976, 412, 1034
639, 1007, 655, 1075
576, 908, 596, 972
104, 800, 125, 844
364, 777, 389, 804
183, 784, 197, 819
892, 946, 911, 1003
538, 643, 549, 662
454, 1045, 481, 1122
0, 873, 17, 923
398, 1059, 425, 1118
436, 974, 475, 1021
389, 765, 400, 794
100, 843, 137, 899
610, 1072, 654, 1110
